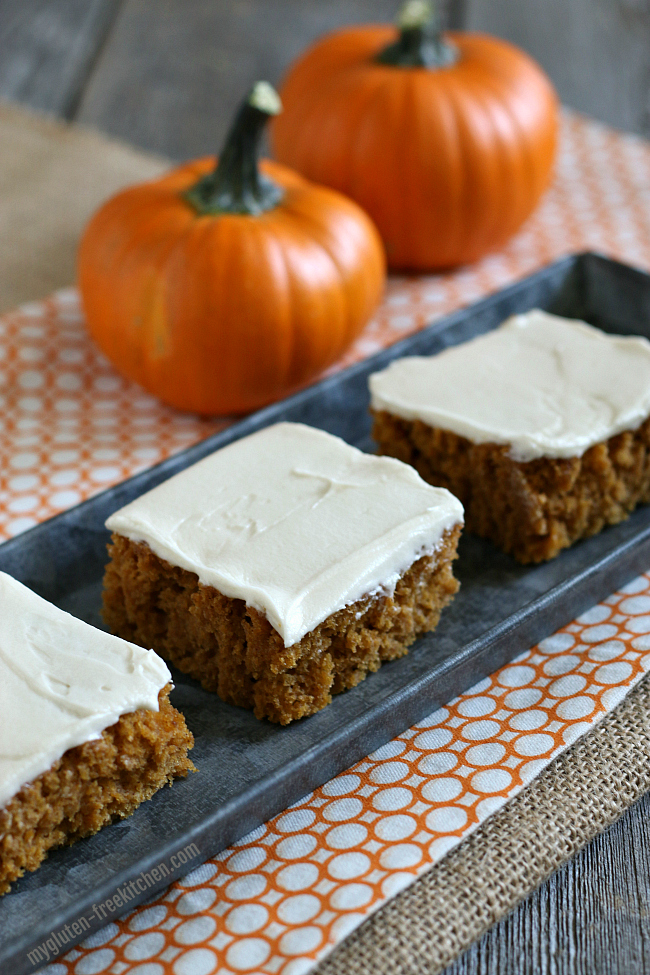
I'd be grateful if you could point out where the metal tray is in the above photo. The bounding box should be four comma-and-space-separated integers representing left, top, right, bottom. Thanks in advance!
3, 252, 650, 974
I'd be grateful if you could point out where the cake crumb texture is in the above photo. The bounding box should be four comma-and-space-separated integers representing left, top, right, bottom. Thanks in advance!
103, 528, 462, 725
372, 411, 650, 563
0, 686, 194, 895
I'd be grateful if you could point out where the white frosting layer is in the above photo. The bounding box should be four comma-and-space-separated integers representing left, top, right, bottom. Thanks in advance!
0, 572, 170, 809
106, 423, 463, 648
369, 310, 650, 463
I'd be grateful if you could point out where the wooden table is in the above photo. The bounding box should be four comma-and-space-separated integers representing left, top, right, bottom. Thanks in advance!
2, 2, 650, 972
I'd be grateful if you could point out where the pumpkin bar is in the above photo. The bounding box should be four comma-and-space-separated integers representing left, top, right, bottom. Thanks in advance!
0, 571, 194, 896
370, 310, 650, 564
103, 422, 463, 725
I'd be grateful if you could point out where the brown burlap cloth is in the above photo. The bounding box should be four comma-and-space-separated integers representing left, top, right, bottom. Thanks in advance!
317, 676, 650, 974
0, 101, 167, 312
3, 99, 650, 973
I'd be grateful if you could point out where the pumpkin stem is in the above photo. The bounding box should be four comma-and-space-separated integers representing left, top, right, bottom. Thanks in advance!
376, 0, 457, 68
185, 81, 284, 216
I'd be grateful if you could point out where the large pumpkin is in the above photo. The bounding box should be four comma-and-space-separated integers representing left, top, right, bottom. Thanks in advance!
78, 83, 385, 415
271, 1, 558, 270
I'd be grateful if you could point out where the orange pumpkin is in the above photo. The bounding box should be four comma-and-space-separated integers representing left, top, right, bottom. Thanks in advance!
78, 83, 385, 415
271, 1, 559, 270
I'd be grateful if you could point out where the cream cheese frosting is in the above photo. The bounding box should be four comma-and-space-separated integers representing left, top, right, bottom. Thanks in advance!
0, 572, 170, 809
369, 309, 650, 463
106, 422, 464, 648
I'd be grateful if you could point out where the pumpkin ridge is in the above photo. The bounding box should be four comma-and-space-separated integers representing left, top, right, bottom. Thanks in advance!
466, 76, 526, 255
122, 212, 200, 384
348, 71, 410, 262
293, 69, 383, 191
278, 190, 384, 356
339, 71, 395, 196
412, 73, 465, 266
444, 78, 504, 260
271, 201, 366, 370
268, 220, 317, 388
488, 83, 546, 237
456, 35, 558, 207
278, 219, 349, 383
464, 63, 554, 247
81, 196, 195, 380
143, 215, 218, 382
240, 219, 295, 399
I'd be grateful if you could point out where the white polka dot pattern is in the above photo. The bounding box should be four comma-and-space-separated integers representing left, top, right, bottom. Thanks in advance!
53, 574, 650, 975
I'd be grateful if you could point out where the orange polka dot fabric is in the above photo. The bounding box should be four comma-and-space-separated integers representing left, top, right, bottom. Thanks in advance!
2, 108, 650, 975
44, 576, 650, 975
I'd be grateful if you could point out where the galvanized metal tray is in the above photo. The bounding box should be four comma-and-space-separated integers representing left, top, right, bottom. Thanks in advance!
3, 252, 650, 974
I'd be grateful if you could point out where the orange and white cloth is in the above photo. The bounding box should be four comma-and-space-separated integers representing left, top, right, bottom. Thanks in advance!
1, 108, 649, 975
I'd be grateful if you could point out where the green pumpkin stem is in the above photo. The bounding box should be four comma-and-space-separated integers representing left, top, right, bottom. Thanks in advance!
376, 0, 457, 68
185, 81, 284, 216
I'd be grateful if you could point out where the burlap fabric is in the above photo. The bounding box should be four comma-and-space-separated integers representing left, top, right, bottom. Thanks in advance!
0, 100, 167, 312
316, 675, 650, 974
2, 99, 650, 973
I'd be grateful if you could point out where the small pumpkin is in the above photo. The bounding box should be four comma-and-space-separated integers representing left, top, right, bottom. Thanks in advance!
271, 0, 559, 271
78, 83, 385, 415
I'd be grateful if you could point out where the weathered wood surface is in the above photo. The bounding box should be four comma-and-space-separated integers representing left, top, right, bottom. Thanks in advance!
467, 0, 650, 138
1, 0, 650, 972
445, 790, 650, 974
0, 0, 121, 118
75, 0, 406, 159
1, 0, 649, 148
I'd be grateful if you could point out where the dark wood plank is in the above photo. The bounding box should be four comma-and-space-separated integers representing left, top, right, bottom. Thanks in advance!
444, 790, 650, 974
76, 0, 460, 160
0, 0, 122, 118
467, 0, 650, 138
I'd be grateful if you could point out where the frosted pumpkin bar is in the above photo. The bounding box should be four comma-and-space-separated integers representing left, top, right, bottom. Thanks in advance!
370, 310, 650, 563
103, 422, 463, 725
0, 572, 194, 895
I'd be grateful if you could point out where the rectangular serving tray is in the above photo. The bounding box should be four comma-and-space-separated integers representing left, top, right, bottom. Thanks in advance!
3, 252, 650, 974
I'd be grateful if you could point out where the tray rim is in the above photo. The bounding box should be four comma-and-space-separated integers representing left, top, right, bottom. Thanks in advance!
0, 251, 588, 572
3, 249, 650, 973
